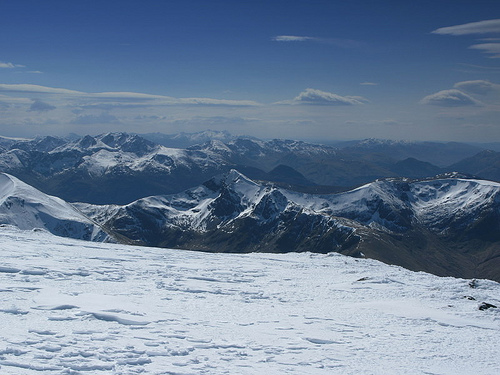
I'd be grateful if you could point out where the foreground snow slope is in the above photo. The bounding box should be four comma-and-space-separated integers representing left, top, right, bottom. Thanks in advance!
0, 227, 499, 374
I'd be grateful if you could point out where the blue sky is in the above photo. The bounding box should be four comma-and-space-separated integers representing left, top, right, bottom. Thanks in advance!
0, 0, 499, 142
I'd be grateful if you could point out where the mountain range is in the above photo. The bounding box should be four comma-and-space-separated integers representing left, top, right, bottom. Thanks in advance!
0, 131, 496, 205
1, 131, 500, 281
1, 166, 499, 281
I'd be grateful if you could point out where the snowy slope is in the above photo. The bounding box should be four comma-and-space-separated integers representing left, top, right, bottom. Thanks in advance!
286, 177, 500, 233
0, 226, 499, 374
0, 173, 110, 241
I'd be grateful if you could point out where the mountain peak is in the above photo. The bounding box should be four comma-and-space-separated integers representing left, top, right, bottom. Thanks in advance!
203, 169, 258, 192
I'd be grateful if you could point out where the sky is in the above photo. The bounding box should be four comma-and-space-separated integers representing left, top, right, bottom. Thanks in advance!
0, 0, 499, 142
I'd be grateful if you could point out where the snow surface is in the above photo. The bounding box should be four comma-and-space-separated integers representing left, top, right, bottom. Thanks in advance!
1, 226, 499, 374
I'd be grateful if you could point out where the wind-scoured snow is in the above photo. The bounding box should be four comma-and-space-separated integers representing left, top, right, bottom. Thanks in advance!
0, 226, 499, 374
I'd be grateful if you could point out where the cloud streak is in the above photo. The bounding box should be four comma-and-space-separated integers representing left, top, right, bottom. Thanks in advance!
278, 88, 367, 106
0, 61, 25, 69
432, 19, 500, 36
432, 19, 500, 59
271, 35, 362, 48
454, 80, 500, 95
272, 35, 315, 42
469, 43, 500, 58
0, 84, 261, 107
420, 80, 500, 108
420, 89, 481, 107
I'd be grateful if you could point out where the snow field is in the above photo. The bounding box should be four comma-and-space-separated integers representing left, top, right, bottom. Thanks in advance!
0, 226, 499, 374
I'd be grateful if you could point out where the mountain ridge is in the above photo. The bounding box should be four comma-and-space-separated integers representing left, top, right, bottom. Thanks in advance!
72, 170, 500, 281
0, 132, 498, 204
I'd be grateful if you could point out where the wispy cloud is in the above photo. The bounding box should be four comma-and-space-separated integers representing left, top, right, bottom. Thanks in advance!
360, 82, 378, 86
0, 84, 261, 107
432, 19, 500, 36
457, 63, 500, 71
454, 80, 500, 95
420, 89, 481, 107
277, 88, 368, 106
0, 61, 25, 69
272, 35, 315, 42
420, 80, 500, 108
469, 43, 500, 58
432, 19, 500, 59
271, 35, 362, 48
0, 84, 82, 95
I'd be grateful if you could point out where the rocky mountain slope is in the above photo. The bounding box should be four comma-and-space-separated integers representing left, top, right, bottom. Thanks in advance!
76, 170, 500, 281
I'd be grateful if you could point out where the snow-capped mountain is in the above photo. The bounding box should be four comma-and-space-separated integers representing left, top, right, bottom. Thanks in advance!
141, 129, 235, 148
1, 226, 499, 374
0, 132, 496, 205
0, 173, 111, 241
76, 170, 500, 281
0, 133, 232, 204
191, 137, 339, 169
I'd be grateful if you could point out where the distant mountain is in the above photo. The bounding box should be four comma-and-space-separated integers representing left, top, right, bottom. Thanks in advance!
0, 132, 231, 204
338, 139, 483, 167
0, 173, 112, 241
140, 130, 235, 148
77, 170, 500, 281
0, 132, 496, 205
450, 150, 500, 182
191, 137, 397, 187
389, 157, 443, 178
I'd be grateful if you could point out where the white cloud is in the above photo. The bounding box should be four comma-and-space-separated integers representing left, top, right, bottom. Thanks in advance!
469, 43, 500, 58
420, 89, 481, 107
280, 88, 367, 106
272, 35, 362, 48
0, 62, 25, 69
454, 80, 500, 95
0, 84, 261, 107
360, 82, 378, 86
432, 19, 500, 59
0, 84, 82, 95
272, 35, 315, 42
432, 19, 500, 36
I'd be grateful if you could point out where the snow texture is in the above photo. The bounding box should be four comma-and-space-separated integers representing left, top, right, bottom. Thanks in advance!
0, 226, 499, 374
